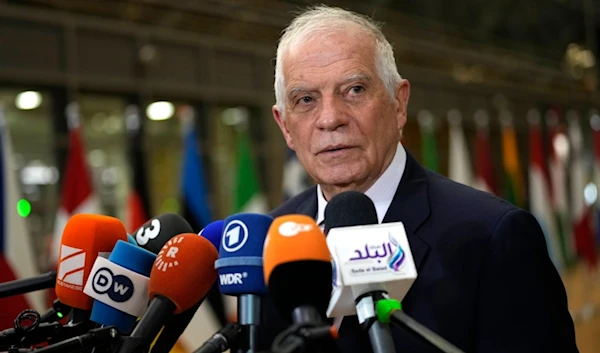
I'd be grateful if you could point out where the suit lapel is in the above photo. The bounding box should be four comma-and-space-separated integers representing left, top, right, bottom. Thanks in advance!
297, 185, 318, 218
382, 149, 432, 272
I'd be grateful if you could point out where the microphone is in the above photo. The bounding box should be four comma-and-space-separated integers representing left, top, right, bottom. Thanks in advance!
375, 299, 465, 353
263, 214, 339, 353
83, 240, 156, 333
133, 213, 193, 254
55, 214, 128, 324
192, 322, 241, 353
325, 191, 407, 353
117, 233, 218, 353
0, 215, 127, 349
215, 213, 273, 353
150, 219, 225, 353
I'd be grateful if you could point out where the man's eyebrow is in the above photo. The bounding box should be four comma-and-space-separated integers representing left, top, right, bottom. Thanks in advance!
287, 87, 311, 100
341, 74, 371, 84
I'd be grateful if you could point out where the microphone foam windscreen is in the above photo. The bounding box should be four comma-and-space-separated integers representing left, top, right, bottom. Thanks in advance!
216, 213, 273, 296
90, 240, 157, 331
199, 220, 224, 251
324, 191, 378, 235
263, 215, 332, 322
56, 214, 127, 310
149, 233, 218, 314
133, 213, 193, 254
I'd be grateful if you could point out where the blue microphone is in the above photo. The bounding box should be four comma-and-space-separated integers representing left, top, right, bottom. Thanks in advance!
85, 240, 156, 333
200, 220, 224, 251
215, 213, 273, 353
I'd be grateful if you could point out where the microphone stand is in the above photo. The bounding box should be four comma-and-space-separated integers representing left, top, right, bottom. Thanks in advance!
0, 271, 56, 298
376, 299, 465, 353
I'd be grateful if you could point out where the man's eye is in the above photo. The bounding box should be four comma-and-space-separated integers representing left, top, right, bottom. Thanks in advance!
350, 86, 364, 94
298, 96, 313, 104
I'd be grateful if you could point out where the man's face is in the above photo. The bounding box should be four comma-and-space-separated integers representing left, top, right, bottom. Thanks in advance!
273, 30, 410, 194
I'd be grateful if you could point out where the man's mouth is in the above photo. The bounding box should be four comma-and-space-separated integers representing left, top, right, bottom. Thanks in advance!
320, 145, 354, 154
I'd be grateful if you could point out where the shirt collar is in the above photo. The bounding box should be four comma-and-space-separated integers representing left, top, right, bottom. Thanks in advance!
316, 142, 407, 226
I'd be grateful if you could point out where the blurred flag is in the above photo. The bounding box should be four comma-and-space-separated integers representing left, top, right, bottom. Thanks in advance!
418, 110, 439, 172
447, 109, 472, 186
590, 111, 600, 248
500, 110, 525, 208
232, 111, 268, 215
178, 106, 227, 330
282, 147, 311, 201
528, 109, 563, 271
49, 103, 102, 305
0, 103, 44, 328
472, 110, 496, 194
568, 111, 597, 270
547, 108, 576, 267
125, 105, 150, 233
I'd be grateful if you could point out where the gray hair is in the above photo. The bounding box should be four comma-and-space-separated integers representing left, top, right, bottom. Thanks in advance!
274, 5, 402, 116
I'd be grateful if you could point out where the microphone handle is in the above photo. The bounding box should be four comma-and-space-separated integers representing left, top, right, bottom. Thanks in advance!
389, 311, 465, 353
117, 296, 176, 353
192, 323, 241, 353
31, 326, 120, 353
367, 320, 396, 353
0, 271, 56, 298
150, 299, 204, 353
239, 294, 261, 353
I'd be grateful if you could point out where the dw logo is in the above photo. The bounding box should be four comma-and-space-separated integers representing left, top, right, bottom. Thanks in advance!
222, 220, 249, 252
92, 267, 134, 302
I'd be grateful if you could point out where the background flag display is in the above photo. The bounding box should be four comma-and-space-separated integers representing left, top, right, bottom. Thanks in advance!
547, 109, 576, 267
447, 109, 473, 187
500, 110, 525, 208
528, 109, 563, 271
125, 105, 151, 233
418, 110, 439, 172
472, 110, 496, 194
0, 103, 45, 328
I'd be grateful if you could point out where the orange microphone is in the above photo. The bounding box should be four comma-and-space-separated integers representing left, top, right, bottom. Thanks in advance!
117, 233, 218, 353
55, 214, 127, 315
263, 214, 332, 324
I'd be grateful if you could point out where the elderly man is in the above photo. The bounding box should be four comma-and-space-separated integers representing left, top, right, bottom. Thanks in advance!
261, 5, 578, 353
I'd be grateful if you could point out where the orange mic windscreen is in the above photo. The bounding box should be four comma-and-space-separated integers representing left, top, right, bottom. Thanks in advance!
56, 214, 127, 310
149, 233, 218, 314
263, 214, 331, 284
263, 215, 332, 322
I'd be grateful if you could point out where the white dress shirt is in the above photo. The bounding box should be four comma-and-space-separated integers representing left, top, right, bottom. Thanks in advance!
315, 142, 407, 328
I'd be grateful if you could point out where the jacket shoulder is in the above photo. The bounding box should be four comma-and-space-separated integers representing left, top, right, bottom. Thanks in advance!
268, 186, 316, 218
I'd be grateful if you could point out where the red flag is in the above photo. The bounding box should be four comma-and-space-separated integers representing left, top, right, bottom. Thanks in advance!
472, 110, 496, 194
48, 103, 101, 306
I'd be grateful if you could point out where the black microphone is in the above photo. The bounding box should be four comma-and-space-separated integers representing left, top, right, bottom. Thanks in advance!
192, 323, 241, 353
264, 215, 340, 353
325, 191, 396, 353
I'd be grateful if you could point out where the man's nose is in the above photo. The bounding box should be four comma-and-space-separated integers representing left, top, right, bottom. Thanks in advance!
315, 95, 349, 131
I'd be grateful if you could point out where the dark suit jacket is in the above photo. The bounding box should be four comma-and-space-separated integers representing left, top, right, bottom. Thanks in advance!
259, 148, 578, 353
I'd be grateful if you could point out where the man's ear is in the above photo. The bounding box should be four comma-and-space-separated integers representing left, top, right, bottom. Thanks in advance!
395, 79, 410, 131
273, 105, 295, 150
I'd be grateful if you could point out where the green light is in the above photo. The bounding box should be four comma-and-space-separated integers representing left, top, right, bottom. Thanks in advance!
57, 312, 63, 319
16, 199, 31, 217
